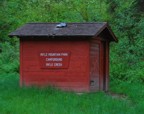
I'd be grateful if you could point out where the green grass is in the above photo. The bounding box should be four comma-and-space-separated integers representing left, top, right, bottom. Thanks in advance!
0, 73, 144, 114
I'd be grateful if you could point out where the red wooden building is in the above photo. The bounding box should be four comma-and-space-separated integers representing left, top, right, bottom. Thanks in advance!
9, 22, 118, 92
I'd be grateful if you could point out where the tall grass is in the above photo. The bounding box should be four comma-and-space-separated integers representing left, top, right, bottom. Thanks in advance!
0, 73, 144, 114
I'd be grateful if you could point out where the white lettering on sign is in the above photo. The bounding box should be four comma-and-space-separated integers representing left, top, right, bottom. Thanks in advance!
40, 52, 70, 68
54, 63, 62, 66
40, 53, 68, 57
46, 63, 53, 66
46, 63, 62, 67
46, 58, 63, 62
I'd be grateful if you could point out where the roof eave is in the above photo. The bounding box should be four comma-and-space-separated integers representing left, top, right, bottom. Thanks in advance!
106, 24, 118, 42
94, 23, 118, 42
8, 34, 93, 38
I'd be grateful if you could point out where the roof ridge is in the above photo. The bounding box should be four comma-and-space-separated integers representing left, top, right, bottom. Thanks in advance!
27, 22, 107, 24
9, 22, 117, 42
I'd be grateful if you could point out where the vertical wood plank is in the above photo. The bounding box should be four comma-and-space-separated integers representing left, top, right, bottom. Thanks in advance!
99, 41, 104, 90
105, 42, 109, 91
20, 38, 23, 86
90, 39, 101, 92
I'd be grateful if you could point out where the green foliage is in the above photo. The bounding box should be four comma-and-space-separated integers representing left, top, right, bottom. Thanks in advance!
136, 0, 144, 12
110, 81, 144, 104
0, 42, 19, 73
108, 0, 144, 83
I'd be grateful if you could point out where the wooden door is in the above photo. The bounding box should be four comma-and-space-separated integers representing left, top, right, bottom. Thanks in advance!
90, 41, 100, 91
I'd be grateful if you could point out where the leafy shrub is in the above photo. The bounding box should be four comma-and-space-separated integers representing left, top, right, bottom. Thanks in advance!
0, 42, 19, 73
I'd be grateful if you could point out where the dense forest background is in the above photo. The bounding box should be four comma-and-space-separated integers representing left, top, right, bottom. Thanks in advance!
0, 0, 144, 83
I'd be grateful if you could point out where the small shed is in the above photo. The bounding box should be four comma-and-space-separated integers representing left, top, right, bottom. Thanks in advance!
9, 22, 118, 92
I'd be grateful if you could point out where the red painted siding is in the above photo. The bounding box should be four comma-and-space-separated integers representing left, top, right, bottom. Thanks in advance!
20, 39, 90, 92
90, 38, 107, 91
99, 40, 104, 90
90, 39, 100, 91
105, 42, 109, 91
20, 39, 23, 86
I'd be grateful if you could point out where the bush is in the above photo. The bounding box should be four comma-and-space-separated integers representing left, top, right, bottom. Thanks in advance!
0, 42, 19, 73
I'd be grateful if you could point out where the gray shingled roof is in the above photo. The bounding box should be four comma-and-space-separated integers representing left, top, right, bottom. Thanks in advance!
9, 22, 118, 42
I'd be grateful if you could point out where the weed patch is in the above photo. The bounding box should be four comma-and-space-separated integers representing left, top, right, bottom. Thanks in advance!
0, 73, 144, 114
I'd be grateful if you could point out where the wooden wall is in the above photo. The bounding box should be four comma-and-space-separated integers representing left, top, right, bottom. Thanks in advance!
20, 38, 90, 92
19, 37, 110, 92
90, 39, 100, 91
89, 38, 109, 92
